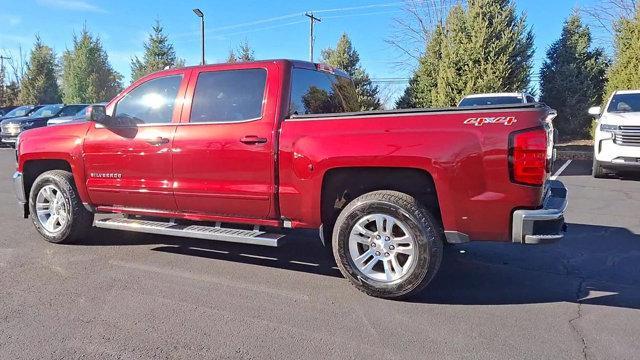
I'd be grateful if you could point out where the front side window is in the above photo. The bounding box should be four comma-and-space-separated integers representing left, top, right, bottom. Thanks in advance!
289, 68, 359, 116
115, 75, 182, 125
607, 93, 640, 113
190, 69, 267, 123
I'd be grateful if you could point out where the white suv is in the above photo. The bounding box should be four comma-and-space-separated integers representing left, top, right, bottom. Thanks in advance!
590, 90, 640, 177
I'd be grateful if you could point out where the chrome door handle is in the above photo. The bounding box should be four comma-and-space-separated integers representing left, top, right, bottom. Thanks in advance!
145, 137, 170, 146
240, 136, 267, 145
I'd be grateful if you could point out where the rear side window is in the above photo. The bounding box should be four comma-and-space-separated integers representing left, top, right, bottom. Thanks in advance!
115, 75, 182, 125
190, 69, 267, 123
289, 68, 359, 116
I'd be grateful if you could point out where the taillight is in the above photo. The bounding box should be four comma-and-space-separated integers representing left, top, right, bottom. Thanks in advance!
509, 128, 548, 186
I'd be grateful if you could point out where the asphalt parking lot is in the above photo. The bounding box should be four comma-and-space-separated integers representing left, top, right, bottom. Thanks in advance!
0, 150, 638, 360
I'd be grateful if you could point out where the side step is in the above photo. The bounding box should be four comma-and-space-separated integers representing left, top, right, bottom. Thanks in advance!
94, 217, 285, 247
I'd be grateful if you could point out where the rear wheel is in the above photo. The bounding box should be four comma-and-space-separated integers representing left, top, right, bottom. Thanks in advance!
29, 170, 93, 244
332, 190, 443, 299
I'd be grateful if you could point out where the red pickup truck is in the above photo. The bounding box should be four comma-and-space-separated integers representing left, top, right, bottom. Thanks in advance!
12, 60, 567, 299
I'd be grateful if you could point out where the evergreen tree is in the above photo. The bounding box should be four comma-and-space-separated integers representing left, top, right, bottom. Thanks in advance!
322, 33, 382, 110
131, 20, 184, 81
437, 0, 534, 106
227, 40, 255, 63
61, 28, 123, 103
397, 24, 445, 108
19, 36, 61, 104
605, 4, 640, 97
4, 82, 20, 106
540, 13, 609, 139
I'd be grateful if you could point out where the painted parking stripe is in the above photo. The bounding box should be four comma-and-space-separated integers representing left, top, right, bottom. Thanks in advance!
550, 159, 572, 180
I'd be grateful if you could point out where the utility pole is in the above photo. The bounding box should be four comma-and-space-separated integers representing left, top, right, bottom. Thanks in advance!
193, 9, 205, 65
304, 12, 321, 62
0, 55, 9, 74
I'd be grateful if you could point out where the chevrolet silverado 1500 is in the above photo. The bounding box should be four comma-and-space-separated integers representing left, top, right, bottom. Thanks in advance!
12, 60, 567, 299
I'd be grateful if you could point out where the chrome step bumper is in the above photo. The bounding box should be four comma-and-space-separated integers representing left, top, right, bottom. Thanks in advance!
94, 217, 285, 247
512, 180, 568, 244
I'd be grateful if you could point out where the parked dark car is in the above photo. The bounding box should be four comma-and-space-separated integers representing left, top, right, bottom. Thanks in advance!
0, 106, 18, 117
1, 104, 87, 145
47, 103, 100, 126
0, 105, 42, 121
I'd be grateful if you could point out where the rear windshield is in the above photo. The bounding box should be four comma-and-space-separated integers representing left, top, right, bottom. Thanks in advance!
58, 105, 87, 117
289, 68, 359, 116
607, 93, 640, 113
30, 104, 63, 118
459, 96, 524, 106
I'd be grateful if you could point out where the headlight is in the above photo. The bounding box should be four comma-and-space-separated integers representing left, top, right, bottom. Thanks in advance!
600, 124, 619, 132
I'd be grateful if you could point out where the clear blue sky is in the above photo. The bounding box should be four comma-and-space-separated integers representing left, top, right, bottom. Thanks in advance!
0, 0, 607, 105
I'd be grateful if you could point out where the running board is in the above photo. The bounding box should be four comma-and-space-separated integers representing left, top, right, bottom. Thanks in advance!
94, 217, 285, 247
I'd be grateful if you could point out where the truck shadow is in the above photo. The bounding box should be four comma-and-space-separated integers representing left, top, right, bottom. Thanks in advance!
85, 223, 640, 309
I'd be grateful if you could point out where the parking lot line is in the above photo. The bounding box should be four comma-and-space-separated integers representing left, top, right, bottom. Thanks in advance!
550, 159, 572, 180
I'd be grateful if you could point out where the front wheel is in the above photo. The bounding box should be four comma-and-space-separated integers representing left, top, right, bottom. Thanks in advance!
332, 190, 443, 299
29, 170, 94, 244
592, 157, 608, 178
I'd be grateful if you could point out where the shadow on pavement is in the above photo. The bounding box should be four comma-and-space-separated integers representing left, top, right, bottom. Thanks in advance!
82, 223, 640, 309
558, 159, 640, 180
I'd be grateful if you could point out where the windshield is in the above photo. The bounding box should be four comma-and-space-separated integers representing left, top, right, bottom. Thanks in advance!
3, 106, 34, 118
607, 93, 640, 113
30, 104, 63, 118
459, 96, 524, 106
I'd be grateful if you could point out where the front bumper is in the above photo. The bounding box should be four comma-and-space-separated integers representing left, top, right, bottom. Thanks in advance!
512, 180, 567, 244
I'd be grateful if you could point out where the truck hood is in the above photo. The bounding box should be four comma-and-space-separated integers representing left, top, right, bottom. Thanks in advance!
19, 120, 92, 142
601, 112, 640, 126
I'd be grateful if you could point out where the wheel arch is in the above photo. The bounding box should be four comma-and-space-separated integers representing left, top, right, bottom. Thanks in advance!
320, 167, 441, 241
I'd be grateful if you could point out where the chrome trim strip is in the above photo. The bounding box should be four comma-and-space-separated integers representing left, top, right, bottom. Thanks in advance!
286, 105, 544, 122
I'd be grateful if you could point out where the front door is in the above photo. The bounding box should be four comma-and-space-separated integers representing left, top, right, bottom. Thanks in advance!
172, 65, 278, 219
83, 71, 188, 211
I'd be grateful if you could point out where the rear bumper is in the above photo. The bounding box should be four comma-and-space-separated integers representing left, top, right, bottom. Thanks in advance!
512, 180, 567, 244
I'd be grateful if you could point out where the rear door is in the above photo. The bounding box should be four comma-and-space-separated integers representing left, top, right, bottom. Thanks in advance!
83, 70, 189, 210
172, 63, 279, 219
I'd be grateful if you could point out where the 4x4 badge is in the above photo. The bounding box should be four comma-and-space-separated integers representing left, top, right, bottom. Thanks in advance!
464, 116, 517, 126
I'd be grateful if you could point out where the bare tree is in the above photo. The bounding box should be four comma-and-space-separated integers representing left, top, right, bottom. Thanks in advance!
385, 0, 462, 69
582, 0, 637, 37
1, 45, 27, 85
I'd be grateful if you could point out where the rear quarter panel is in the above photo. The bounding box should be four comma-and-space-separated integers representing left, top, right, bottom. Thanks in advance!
278, 107, 548, 242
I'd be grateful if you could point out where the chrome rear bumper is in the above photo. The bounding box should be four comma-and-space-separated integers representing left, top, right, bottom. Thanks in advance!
512, 180, 567, 244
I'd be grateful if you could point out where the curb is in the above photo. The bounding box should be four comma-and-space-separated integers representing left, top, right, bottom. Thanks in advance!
556, 150, 592, 161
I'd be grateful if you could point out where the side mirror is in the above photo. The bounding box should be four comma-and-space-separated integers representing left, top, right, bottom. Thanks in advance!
85, 105, 109, 124
588, 106, 602, 116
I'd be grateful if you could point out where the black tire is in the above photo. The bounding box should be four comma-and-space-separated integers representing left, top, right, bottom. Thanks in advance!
29, 170, 94, 244
592, 157, 607, 178
332, 190, 443, 300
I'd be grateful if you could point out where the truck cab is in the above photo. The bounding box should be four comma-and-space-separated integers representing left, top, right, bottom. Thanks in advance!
590, 90, 640, 177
